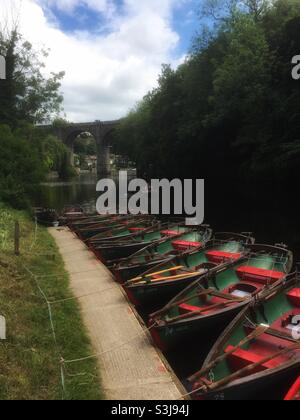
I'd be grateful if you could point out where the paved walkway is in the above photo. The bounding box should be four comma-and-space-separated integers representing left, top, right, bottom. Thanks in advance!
49, 227, 184, 400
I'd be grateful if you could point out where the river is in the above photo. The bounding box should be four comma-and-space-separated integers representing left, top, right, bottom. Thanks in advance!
34, 173, 99, 213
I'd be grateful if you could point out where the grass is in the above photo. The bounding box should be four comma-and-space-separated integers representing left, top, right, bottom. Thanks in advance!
0, 204, 103, 400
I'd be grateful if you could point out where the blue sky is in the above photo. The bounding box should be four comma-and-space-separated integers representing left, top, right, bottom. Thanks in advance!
8, 0, 203, 121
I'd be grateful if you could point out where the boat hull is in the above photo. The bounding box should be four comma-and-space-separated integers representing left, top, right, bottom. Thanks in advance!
112, 258, 172, 283
126, 274, 209, 313
94, 241, 155, 263
149, 304, 245, 353
194, 362, 300, 400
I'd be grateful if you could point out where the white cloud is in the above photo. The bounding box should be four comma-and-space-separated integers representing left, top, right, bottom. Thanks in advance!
1, 0, 187, 122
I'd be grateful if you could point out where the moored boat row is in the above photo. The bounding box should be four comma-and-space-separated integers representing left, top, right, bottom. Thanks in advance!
65, 211, 300, 400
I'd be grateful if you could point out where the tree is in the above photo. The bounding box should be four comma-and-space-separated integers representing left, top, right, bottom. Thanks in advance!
0, 29, 65, 126
115, 0, 300, 209
0, 124, 45, 207
199, 0, 272, 22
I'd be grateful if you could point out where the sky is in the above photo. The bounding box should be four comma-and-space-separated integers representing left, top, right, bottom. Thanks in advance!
1, 0, 201, 122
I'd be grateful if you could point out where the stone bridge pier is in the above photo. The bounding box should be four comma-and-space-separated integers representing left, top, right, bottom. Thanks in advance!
39, 120, 120, 177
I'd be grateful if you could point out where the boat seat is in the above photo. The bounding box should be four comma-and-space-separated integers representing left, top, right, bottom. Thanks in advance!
172, 240, 202, 251
129, 227, 146, 233
179, 303, 201, 314
236, 266, 285, 284
225, 345, 280, 372
206, 251, 242, 264
286, 289, 300, 307
161, 230, 180, 237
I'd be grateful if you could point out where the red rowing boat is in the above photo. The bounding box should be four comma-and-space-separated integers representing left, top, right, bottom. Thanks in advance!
285, 377, 300, 400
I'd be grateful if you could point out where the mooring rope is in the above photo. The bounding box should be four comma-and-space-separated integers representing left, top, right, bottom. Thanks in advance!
21, 264, 160, 399
62, 323, 156, 365
23, 265, 67, 399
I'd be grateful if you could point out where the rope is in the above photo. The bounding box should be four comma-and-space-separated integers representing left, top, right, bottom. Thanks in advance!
29, 217, 38, 251
62, 323, 156, 365
24, 265, 66, 399
27, 268, 102, 279
22, 264, 158, 396
48, 286, 118, 305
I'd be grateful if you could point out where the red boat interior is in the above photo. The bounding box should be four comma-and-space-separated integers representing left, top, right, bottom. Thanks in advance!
285, 377, 300, 400
206, 250, 243, 264
179, 266, 286, 317
128, 227, 147, 233
161, 230, 182, 237
193, 288, 300, 396
224, 289, 300, 378
172, 240, 203, 251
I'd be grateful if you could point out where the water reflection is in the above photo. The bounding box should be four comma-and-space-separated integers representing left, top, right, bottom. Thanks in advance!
33, 173, 300, 261
34, 173, 98, 212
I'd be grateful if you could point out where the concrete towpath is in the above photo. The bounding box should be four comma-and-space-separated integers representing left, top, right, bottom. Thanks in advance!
49, 226, 185, 400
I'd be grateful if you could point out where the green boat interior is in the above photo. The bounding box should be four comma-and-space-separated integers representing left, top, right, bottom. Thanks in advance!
191, 277, 300, 396
115, 229, 210, 267
159, 248, 291, 321
127, 237, 251, 286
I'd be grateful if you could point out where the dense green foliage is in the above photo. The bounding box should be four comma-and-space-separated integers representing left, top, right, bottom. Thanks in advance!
0, 30, 74, 208
0, 123, 75, 207
115, 0, 300, 215
74, 134, 97, 156
0, 124, 45, 208
0, 30, 64, 126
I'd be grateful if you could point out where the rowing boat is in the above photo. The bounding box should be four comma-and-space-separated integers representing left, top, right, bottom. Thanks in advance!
187, 271, 300, 400
69, 214, 120, 231
75, 216, 135, 240
124, 233, 255, 313
109, 226, 213, 283
285, 376, 300, 400
148, 244, 293, 352
90, 223, 192, 263
34, 208, 60, 227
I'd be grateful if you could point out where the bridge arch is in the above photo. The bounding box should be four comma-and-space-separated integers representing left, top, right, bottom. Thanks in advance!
38, 120, 120, 177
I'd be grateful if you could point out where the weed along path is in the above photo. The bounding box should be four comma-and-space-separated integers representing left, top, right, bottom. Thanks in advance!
49, 226, 184, 400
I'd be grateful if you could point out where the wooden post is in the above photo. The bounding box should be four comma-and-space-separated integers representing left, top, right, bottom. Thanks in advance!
14, 221, 20, 256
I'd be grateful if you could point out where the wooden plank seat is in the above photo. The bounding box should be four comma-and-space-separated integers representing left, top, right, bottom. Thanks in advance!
129, 227, 147, 233
225, 345, 281, 372
236, 266, 286, 284
286, 289, 300, 307
161, 230, 181, 237
206, 250, 242, 264
172, 240, 202, 250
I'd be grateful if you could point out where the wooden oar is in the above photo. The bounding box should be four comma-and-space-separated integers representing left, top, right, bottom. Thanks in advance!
188, 324, 269, 382
139, 271, 204, 284
128, 266, 184, 284
193, 341, 300, 395
157, 288, 246, 315
151, 288, 216, 318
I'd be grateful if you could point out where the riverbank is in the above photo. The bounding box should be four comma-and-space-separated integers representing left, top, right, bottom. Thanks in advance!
50, 226, 185, 400
0, 204, 102, 400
